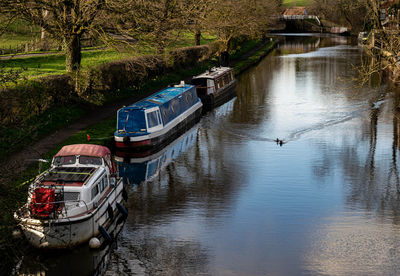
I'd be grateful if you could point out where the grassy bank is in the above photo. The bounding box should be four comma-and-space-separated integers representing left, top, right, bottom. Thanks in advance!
233, 40, 277, 74
0, 32, 217, 79
0, 38, 277, 275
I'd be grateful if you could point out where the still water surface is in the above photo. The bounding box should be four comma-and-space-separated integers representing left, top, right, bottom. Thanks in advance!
108, 34, 400, 276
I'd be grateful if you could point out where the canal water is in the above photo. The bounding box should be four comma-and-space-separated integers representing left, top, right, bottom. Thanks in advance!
107, 34, 400, 276
15, 34, 400, 275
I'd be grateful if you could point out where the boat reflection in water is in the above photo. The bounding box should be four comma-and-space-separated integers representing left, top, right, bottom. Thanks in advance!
115, 124, 199, 186
14, 219, 125, 276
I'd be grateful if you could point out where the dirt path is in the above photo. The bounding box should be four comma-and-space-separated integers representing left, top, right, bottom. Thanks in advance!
0, 89, 157, 187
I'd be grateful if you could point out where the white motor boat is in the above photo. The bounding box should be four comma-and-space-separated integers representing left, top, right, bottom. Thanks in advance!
14, 144, 128, 249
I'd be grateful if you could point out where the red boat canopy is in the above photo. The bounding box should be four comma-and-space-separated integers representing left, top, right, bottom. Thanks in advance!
55, 144, 111, 158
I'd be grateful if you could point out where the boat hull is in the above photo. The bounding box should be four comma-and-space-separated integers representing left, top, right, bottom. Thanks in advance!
15, 180, 126, 249
115, 102, 202, 151
200, 80, 236, 110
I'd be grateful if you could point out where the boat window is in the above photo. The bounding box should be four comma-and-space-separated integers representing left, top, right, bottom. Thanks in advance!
53, 155, 76, 166
117, 109, 146, 132
79, 156, 102, 165
216, 79, 221, 89
64, 192, 80, 202
157, 111, 163, 124
224, 74, 229, 85
99, 177, 108, 193
146, 111, 160, 128
91, 185, 99, 200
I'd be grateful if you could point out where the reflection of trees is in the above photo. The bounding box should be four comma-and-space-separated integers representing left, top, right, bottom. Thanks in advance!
276, 36, 321, 54
230, 51, 275, 125
312, 86, 400, 223
127, 121, 245, 224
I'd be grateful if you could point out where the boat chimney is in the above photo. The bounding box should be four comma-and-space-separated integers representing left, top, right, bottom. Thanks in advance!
174, 80, 185, 87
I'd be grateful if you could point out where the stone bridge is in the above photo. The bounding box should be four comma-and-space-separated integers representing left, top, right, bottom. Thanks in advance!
279, 15, 321, 26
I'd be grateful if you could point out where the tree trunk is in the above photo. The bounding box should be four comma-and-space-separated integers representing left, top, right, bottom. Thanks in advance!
65, 35, 82, 72
41, 28, 49, 51
40, 9, 49, 51
194, 28, 201, 46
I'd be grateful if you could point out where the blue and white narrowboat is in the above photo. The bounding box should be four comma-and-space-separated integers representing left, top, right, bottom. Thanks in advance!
114, 82, 202, 150
191, 66, 236, 110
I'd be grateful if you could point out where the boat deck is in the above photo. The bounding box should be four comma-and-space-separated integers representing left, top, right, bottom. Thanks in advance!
42, 167, 96, 184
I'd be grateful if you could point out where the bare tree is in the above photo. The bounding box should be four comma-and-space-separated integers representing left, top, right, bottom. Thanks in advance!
107, 0, 190, 55
205, 0, 279, 51
0, 0, 107, 72
311, 0, 368, 31
354, 0, 400, 84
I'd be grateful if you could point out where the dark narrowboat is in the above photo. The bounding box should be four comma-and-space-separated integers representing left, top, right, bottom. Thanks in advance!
191, 66, 236, 110
114, 82, 202, 151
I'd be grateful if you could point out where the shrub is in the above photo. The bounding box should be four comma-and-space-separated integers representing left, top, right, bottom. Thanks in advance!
0, 75, 74, 125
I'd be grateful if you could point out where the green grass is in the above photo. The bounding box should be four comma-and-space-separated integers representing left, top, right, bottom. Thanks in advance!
0, 31, 218, 79
234, 40, 276, 73
0, 48, 136, 78
230, 39, 261, 60
167, 31, 217, 49
0, 33, 40, 48
282, 0, 312, 7
0, 17, 41, 50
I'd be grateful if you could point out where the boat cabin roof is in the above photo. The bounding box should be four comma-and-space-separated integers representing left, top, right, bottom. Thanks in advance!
124, 84, 194, 110
43, 167, 96, 184
192, 66, 233, 80
55, 144, 111, 158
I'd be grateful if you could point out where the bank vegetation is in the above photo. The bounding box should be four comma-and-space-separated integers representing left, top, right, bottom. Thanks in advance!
310, 0, 400, 85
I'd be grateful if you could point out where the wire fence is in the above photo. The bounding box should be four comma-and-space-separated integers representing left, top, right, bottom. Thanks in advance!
0, 37, 99, 55
0, 38, 44, 55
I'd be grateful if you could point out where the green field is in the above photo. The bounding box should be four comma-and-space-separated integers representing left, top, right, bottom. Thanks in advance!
0, 49, 135, 78
282, 0, 312, 7
0, 32, 217, 79
0, 17, 41, 48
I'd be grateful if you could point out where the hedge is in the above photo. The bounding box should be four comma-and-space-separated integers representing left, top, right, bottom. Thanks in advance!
0, 41, 224, 126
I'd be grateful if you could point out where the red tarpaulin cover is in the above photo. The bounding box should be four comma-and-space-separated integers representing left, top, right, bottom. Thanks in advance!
30, 187, 55, 218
